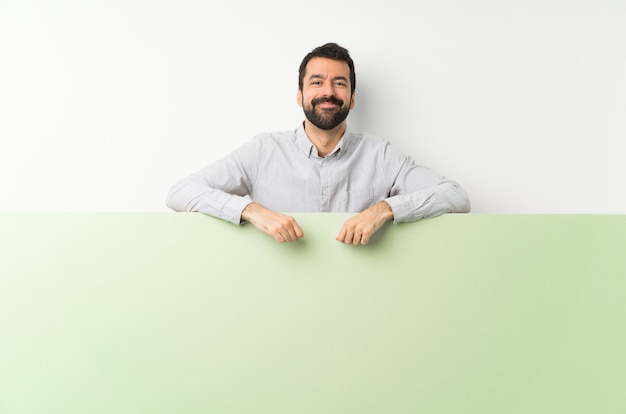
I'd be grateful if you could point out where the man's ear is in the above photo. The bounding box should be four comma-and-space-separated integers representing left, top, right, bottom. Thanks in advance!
297, 88, 303, 107
350, 91, 356, 109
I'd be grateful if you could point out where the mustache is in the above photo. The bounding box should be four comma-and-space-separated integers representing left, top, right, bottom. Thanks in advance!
311, 96, 344, 107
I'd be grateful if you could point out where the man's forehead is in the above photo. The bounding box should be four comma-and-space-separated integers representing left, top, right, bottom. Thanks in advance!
305, 57, 350, 77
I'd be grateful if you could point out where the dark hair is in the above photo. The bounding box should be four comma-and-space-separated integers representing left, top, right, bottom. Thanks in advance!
298, 42, 356, 94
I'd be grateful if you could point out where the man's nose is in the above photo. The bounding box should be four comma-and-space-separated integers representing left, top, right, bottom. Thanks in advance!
320, 82, 335, 96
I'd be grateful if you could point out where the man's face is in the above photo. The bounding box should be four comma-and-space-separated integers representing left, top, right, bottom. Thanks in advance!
298, 57, 355, 130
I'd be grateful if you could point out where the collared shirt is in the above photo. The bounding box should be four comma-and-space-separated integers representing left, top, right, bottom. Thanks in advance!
166, 124, 470, 224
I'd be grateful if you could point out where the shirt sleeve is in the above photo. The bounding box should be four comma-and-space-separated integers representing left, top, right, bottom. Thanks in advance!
165, 139, 261, 225
381, 143, 471, 223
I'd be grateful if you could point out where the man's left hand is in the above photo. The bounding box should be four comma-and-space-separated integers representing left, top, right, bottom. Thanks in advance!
336, 201, 394, 245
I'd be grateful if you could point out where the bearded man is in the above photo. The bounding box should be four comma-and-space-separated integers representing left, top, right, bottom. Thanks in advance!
166, 43, 470, 245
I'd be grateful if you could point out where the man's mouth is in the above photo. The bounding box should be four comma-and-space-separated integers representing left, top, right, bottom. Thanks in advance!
316, 102, 339, 109
312, 97, 344, 109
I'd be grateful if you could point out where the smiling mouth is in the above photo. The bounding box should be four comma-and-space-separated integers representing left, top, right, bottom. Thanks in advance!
312, 97, 344, 108
316, 102, 339, 109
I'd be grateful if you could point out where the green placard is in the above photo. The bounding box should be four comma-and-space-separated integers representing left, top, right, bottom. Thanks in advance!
1, 213, 625, 413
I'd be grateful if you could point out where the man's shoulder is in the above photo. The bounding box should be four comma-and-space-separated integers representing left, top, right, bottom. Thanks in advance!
229, 129, 296, 157
347, 130, 390, 148
346, 130, 411, 162
250, 128, 298, 143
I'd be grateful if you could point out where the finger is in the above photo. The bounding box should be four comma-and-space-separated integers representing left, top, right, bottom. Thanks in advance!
280, 225, 297, 242
336, 226, 347, 243
284, 229, 298, 242
344, 230, 355, 245
293, 222, 304, 239
286, 222, 303, 241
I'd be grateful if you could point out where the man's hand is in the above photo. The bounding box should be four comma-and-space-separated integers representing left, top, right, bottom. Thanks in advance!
241, 202, 304, 243
336, 201, 394, 245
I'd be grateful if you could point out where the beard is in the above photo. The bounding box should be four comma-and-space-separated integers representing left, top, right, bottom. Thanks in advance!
303, 96, 351, 130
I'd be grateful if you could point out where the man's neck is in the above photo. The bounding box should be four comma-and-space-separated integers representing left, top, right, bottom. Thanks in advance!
303, 120, 346, 158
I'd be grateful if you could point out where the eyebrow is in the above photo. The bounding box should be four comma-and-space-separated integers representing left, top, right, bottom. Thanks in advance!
308, 74, 349, 83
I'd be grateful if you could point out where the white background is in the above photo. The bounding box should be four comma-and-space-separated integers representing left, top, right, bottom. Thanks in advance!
1, 0, 625, 213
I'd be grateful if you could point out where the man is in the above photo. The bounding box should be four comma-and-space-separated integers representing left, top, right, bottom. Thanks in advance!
166, 43, 470, 245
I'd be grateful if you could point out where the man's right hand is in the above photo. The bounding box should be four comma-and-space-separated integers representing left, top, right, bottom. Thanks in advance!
241, 202, 304, 243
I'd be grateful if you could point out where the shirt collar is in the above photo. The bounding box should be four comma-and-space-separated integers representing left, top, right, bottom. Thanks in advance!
295, 122, 352, 159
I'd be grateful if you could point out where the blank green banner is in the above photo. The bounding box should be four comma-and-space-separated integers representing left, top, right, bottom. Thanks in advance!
1, 213, 625, 414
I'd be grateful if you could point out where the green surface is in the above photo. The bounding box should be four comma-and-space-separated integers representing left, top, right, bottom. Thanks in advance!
1, 213, 625, 414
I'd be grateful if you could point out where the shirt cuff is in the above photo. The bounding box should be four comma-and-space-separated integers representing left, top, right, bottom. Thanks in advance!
222, 195, 254, 225
384, 195, 425, 223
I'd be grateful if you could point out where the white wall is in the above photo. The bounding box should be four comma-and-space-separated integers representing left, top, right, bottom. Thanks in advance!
2, 0, 625, 213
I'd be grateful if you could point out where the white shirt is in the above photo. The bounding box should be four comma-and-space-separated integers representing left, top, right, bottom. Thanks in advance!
166, 124, 470, 224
